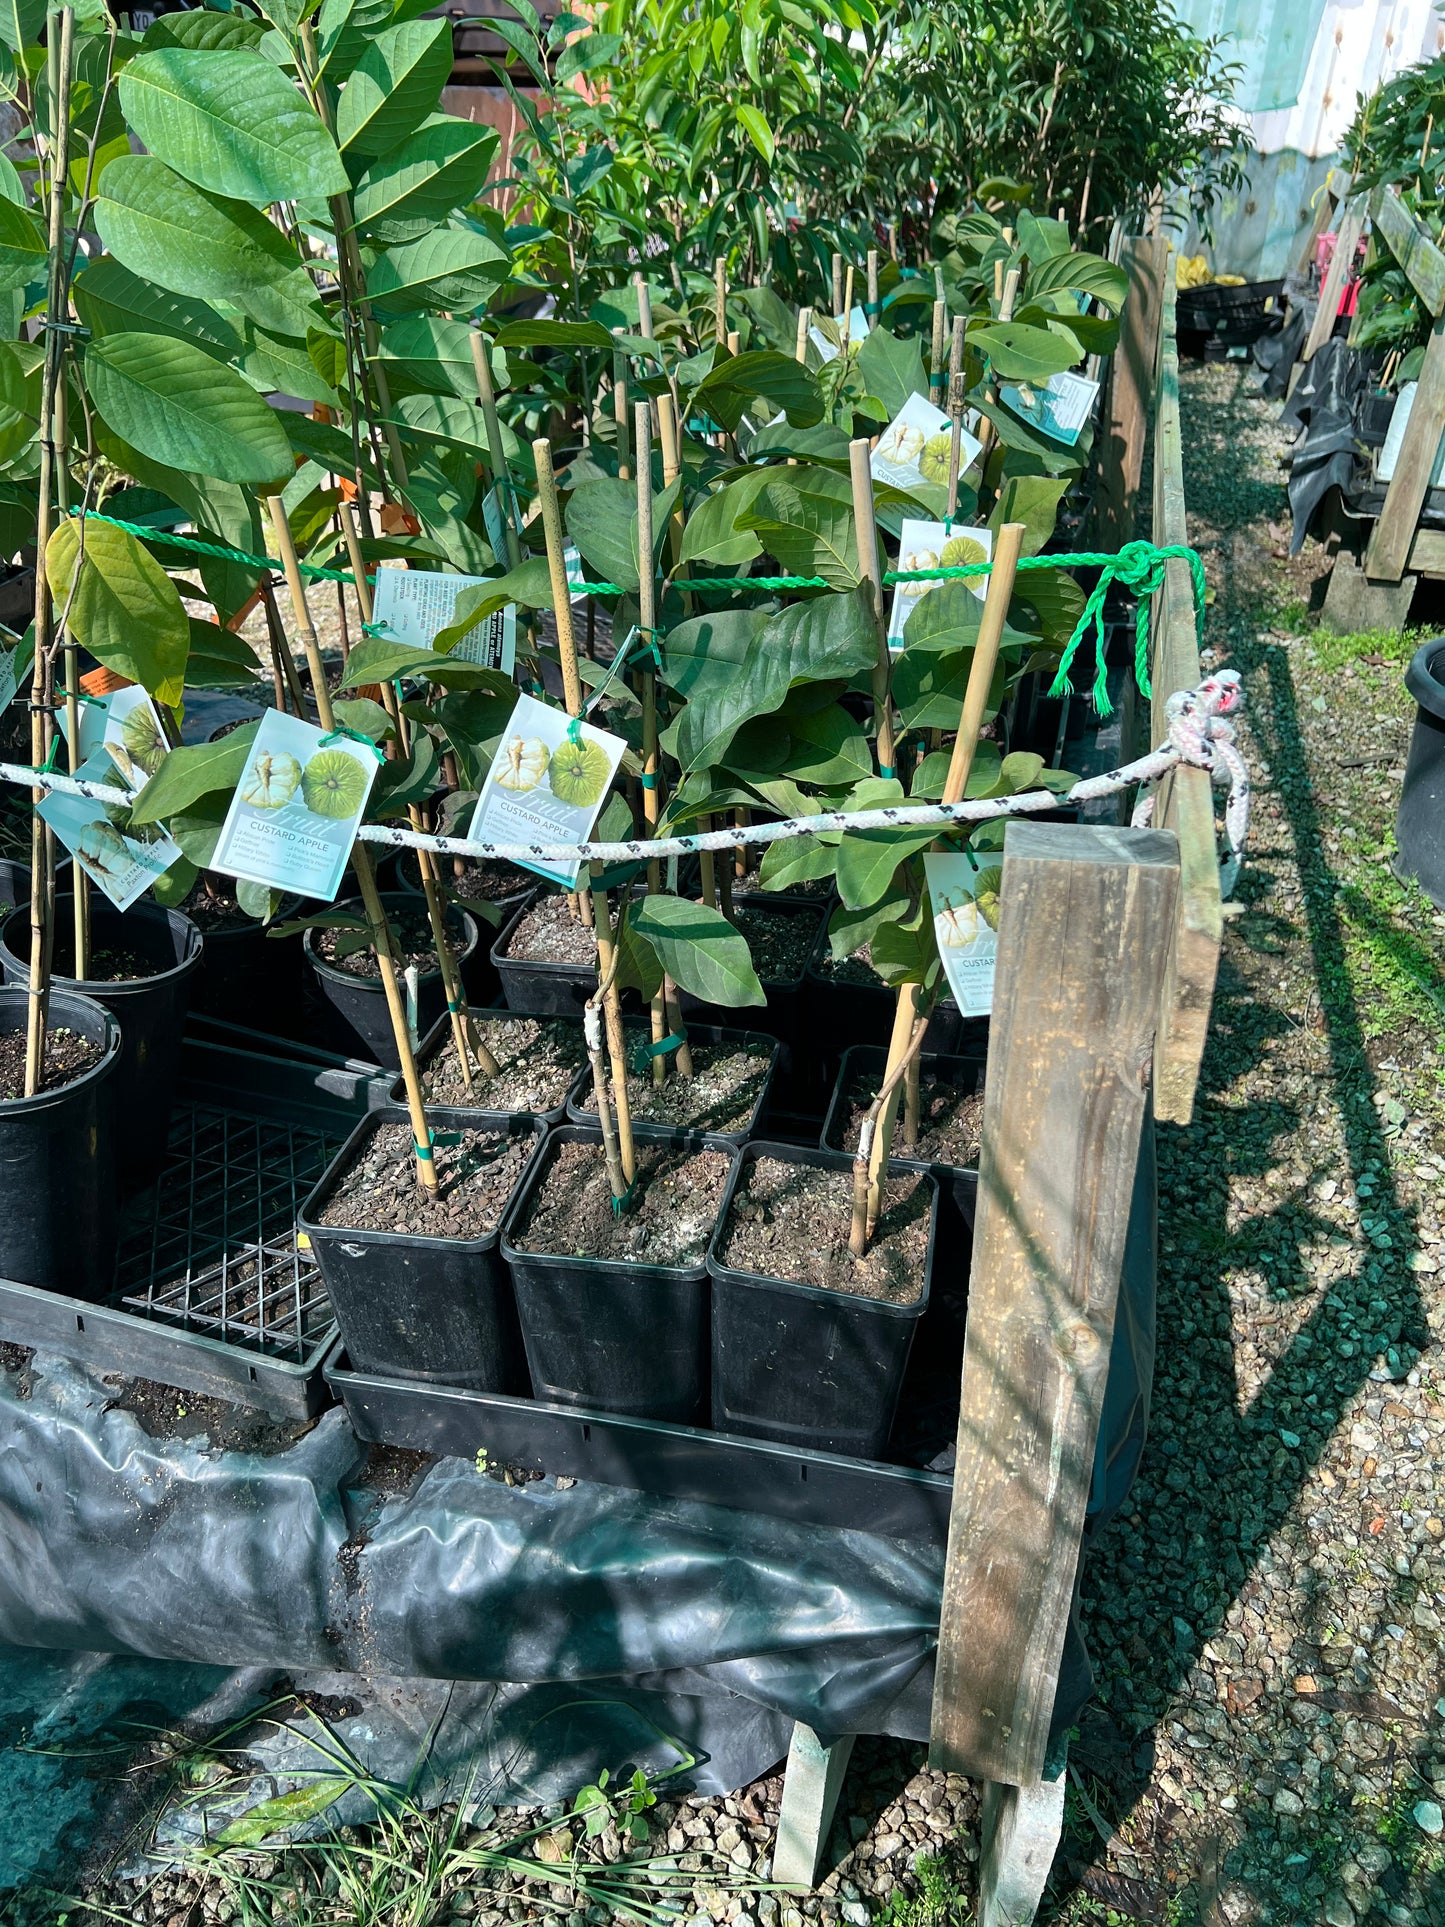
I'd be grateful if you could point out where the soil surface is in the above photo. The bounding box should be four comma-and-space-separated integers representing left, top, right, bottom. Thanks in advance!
509, 1136, 731, 1267
403, 851, 533, 905
0, 1024, 105, 1099
183, 883, 266, 933
316, 909, 445, 980
717, 1154, 932, 1302
828, 1062, 986, 1167
501, 891, 599, 966
812, 939, 886, 988
49, 940, 157, 982
575, 1024, 773, 1133
420, 1014, 588, 1111
731, 902, 821, 983
105, 1377, 317, 1456
316, 1119, 536, 1239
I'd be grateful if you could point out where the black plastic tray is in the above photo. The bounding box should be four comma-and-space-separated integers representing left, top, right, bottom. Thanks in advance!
0, 1029, 390, 1417
326, 1351, 953, 1542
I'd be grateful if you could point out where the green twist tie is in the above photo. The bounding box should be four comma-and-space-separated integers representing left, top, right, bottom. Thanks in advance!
566, 715, 583, 745
864, 301, 881, 317
639, 771, 657, 790
75, 690, 106, 706
878, 764, 896, 780
319, 722, 387, 762
610, 1176, 640, 1219
433, 1130, 463, 1148
362, 620, 395, 639
414, 1140, 435, 1160
645, 1032, 686, 1059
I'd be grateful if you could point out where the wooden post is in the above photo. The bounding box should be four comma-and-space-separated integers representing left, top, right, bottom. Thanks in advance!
1302, 196, 1365, 363
1093, 236, 1166, 552
929, 297, 947, 405
928, 822, 1178, 1785
1366, 312, 1445, 583
773, 1724, 856, 1890
1149, 273, 1223, 1124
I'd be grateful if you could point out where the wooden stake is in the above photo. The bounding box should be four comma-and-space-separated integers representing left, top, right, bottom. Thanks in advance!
945, 318, 967, 521
613, 334, 630, 481
795, 306, 812, 363
532, 439, 584, 716
265, 494, 438, 1195
939, 523, 1025, 806
842, 266, 855, 345
848, 439, 894, 779
338, 500, 498, 1085
469, 324, 522, 569
713, 256, 727, 344
866, 247, 879, 316
929, 298, 947, 405
590, 875, 636, 1183
831, 253, 844, 316
634, 399, 678, 1085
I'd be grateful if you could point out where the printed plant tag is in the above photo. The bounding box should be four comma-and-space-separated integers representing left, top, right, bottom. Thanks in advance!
925, 851, 1002, 1016
468, 691, 626, 889
100, 685, 171, 794
999, 369, 1099, 445
371, 567, 493, 649
887, 519, 992, 650
38, 749, 184, 911
211, 708, 380, 904
0, 647, 18, 721
871, 393, 982, 495
563, 542, 589, 602
450, 602, 517, 671
808, 306, 871, 364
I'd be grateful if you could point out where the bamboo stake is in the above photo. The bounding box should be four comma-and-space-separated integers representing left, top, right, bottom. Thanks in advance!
866, 247, 879, 316
945, 317, 967, 521
831, 252, 844, 316
655, 390, 685, 558
25, 5, 75, 1092
795, 306, 812, 362
939, 522, 1025, 805
613, 334, 630, 481
469, 324, 522, 570
534, 437, 636, 1183
265, 495, 438, 1195
849, 1003, 931, 1255
713, 255, 727, 344
261, 576, 309, 716
337, 500, 498, 1085
973, 270, 1020, 494
848, 439, 894, 779
842, 266, 855, 347
584, 999, 629, 1202
929, 298, 947, 406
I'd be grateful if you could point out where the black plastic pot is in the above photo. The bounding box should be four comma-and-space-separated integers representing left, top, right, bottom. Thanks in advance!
303, 892, 479, 1069
390, 1007, 588, 1125
492, 890, 610, 1017
299, 1107, 543, 1393
0, 859, 28, 916
801, 924, 986, 1104
706, 1141, 937, 1460
1, 897, 202, 1186
566, 1024, 780, 1144
187, 896, 305, 1032
396, 848, 536, 923
0, 985, 121, 1296
676, 893, 826, 1117
501, 1122, 736, 1424
1395, 637, 1445, 908
821, 1044, 983, 1253
397, 851, 534, 1007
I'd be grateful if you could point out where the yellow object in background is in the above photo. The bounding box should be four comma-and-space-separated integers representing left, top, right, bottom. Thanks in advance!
1176, 254, 1213, 288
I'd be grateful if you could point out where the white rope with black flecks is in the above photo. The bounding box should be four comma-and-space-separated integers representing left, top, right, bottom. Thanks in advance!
0, 672, 1250, 897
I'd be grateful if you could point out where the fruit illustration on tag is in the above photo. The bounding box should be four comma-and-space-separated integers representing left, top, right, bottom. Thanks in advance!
494, 735, 549, 793
301, 748, 368, 818
548, 736, 611, 808
936, 897, 978, 947
240, 750, 303, 809
876, 421, 925, 467
920, 432, 955, 485
77, 818, 131, 879
974, 868, 1003, 931
941, 534, 987, 570
120, 703, 169, 776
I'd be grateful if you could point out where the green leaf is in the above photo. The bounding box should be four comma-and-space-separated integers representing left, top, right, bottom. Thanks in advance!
611, 906, 664, 1001
439, 554, 551, 623
869, 908, 939, 988
377, 314, 481, 400
337, 634, 512, 691
96, 155, 324, 339
835, 817, 939, 910
494, 317, 617, 352
119, 50, 348, 205
746, 420, 851, 464
565, 478, 637, 592
184, 618, 264, 690
677, 471, 769, 567
855, 326, 928, 417
141, 9, 268, 51
967, 321, 1079, 383
694, 350, 824, 432
352, 116, 499, 243
827, 887, 910, 962
72, 256, 240, 359
0, 193, 43, 295
741, 471, 860, 591
757, 831, 836, 893
677, 589, 877, 770
337, 19, 453, 157
0, 0, 41, 53
630, 894, 764, 1008
734, 102, 774, 164
784, 703, 872, 787
660, 606, 768, 700
85, 334, 294, 487
988, 476, 1071, 554
213, 1780, 347, 1849
236, 321, 341, 407
46, 519, 191, 711
1027, 250, 1128, 312
1016, 209, 1071, 263
366, 228, 510, 315
555, 29, 622, 81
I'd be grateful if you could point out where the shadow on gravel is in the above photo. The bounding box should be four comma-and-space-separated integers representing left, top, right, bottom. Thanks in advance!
1062, 632, 1438, 1917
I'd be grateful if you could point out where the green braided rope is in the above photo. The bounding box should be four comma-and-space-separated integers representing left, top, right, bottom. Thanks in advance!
61, 507, 1203, 717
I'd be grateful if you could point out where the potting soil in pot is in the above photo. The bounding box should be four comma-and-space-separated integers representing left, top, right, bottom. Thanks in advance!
575, 1024, 771, 1133
731, 905, 815, 982
814, 940, 885, 988
0, 1027, 104, 1099
315, 1119, 532, 1239
406, 853, 529, 902
49, 939, 155, 982
511, 1138, 731, 1266
503, 894, 597, 965
717, 1157, 931, 1302
832, 1069, 986, 1167
317, 911, 441, 978
183, 884, 262, 934
422, 1015, 587, 1110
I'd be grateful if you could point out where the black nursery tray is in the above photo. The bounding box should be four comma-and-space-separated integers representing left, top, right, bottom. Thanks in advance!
0, 1027, 391, 1418
325, 1357, 954, 1543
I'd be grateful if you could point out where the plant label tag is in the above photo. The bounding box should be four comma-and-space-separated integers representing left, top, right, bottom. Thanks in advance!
808, 307, 870, 363
925, 851, 1001, 1016
468, 691, 626, 889
38, 749, 184, 911
888, 518, 991, 650
449, 603, 517, 671
0, 647, 16, 720
871, 392, 981, 495
481, 484, 510, 563
562, 543, 589, 602
101, 685, 171, 795
370, 567, 494, 649
999, 369, 1098, 445
211, 707, 380, 905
